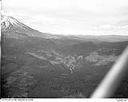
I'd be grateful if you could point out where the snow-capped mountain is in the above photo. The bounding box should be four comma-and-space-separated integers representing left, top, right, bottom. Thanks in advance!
1, 15, 30, 32
1, 15, 59, 39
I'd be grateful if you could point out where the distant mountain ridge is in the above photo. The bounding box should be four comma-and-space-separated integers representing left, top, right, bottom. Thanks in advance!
1, 15, 128, 42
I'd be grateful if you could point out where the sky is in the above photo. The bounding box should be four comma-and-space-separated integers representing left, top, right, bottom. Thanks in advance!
1, 0, 128, 35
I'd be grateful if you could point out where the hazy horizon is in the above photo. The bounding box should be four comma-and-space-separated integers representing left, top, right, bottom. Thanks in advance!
1, 0, 128, 36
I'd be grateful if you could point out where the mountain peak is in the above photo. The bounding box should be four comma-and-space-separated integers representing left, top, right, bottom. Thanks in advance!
1, 15, 57, 39
1, 15, 29, 32
2, 15, 16, 30
1, 15, 17, 25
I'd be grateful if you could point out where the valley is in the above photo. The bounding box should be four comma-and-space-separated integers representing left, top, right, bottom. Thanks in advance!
1, 15, 128, 98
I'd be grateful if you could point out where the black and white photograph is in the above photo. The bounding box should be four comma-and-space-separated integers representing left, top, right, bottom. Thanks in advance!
1, 0, 128, 99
